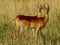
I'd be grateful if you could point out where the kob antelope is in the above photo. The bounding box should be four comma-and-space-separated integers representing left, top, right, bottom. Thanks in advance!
13, 3, 50, 39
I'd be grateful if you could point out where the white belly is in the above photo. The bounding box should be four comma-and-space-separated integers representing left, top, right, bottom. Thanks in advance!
19, 22, 24, 33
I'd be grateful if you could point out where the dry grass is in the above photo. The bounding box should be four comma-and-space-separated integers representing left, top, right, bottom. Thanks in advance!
0, 0, 60, 45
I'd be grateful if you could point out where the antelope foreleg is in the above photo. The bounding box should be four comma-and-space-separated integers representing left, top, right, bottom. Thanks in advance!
35, 26, 40, 39
13, 25, 19, 39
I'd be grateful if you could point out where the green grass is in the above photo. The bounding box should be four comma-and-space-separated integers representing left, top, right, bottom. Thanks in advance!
0, 0, 60, 45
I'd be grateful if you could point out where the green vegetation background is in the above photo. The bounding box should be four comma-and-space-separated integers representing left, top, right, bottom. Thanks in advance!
0, 0, 60, 45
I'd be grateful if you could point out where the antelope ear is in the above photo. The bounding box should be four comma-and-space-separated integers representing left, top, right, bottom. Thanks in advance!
44, 3, 49, 8
37, 4, 43, 12
44, 3, 50, 10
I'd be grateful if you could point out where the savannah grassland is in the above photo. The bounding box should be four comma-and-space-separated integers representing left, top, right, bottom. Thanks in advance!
0, 0, 60, 45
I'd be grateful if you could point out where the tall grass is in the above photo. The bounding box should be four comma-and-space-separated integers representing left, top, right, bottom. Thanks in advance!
0, 0, 60, 45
